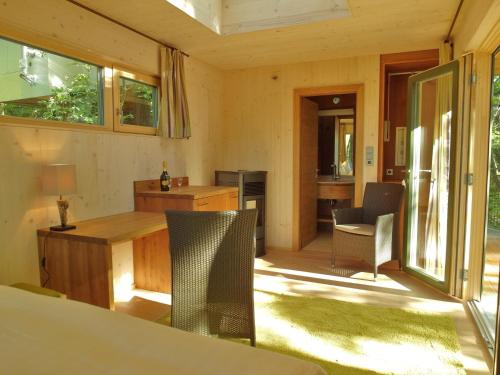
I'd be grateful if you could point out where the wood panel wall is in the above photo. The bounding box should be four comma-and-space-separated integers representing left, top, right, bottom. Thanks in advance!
218, 56, 380, 250
0, 1, 224, 285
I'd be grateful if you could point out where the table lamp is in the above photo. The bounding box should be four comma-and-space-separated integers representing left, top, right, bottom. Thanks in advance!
42, 164, 77, 231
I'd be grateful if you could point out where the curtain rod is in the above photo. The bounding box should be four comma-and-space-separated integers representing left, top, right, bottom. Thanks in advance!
445, 0, 464, 43
66, 0, 189, 57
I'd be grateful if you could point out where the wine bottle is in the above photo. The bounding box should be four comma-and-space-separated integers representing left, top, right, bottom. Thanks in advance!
160, 161, 170, 192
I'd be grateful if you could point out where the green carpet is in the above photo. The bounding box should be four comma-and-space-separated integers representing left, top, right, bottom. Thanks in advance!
158, 291, 465, 375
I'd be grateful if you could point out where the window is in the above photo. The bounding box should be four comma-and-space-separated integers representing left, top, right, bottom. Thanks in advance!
474, 46, 500, 345
0, 34, 160, 136
0, 37, 104, 126
113, 70, 159, 135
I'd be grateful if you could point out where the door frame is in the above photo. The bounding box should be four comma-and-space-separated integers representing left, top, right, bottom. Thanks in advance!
292, 84, 364, 251
377, 50, 440, 182
402, 60, 460, 293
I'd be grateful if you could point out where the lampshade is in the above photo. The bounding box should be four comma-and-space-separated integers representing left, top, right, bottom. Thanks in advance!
42, 164, 77, 196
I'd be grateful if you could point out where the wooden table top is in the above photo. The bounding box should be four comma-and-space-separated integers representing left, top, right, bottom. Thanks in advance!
37, 211, 167, 245
135, 185, 238, 200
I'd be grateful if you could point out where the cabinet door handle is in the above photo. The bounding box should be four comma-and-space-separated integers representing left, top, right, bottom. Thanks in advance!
197, 202, 209, 206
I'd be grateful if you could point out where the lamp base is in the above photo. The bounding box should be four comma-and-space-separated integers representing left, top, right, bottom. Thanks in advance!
50, 224, 76, 232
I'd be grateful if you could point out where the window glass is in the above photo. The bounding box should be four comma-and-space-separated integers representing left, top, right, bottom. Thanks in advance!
477, 47, 500, 341
0, 37, 103, 125
119, 77, 157, 127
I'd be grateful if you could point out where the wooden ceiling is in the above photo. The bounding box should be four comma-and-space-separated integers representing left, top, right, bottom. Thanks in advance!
73, 0, 458, 70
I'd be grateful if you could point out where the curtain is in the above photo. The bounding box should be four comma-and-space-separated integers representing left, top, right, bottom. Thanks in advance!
423, 41, 452, 278
159, 47, 191, 138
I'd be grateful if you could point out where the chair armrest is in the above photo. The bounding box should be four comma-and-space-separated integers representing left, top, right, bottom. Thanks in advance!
332, 207, 363, 225
374, 213, 394, 238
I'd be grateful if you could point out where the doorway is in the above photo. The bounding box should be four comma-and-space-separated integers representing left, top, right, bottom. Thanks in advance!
378, 50, 440, 182
293, 85, 364, 250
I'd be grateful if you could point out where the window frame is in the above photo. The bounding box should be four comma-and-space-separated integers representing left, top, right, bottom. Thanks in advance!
0, 35, 113, 131
112, 68, 160, 136
0, 27, 160, 136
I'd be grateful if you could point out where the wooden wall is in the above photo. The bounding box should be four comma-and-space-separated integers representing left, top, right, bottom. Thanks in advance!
0, 0, 224, 285
218, 56, 380, 249
452, 0, 498, 57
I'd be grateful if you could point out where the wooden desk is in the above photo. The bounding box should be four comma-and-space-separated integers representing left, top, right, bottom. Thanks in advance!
37, 212, 170, 310
134, 180, 239, 212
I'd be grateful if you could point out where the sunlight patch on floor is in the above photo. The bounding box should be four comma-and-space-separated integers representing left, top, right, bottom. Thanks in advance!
257, 265, 410, 291
254, 274, 462, 315
255, 258, 275, 268
132, 289, 171, 305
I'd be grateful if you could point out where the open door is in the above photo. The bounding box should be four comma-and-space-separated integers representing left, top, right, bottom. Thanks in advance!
299, 97, 319, 248
404, 60, 459, 292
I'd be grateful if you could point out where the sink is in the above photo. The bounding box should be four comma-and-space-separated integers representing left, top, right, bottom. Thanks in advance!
317, 175, 354, 185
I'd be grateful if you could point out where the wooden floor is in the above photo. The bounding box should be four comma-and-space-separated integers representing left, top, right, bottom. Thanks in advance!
116, 247, 492, 375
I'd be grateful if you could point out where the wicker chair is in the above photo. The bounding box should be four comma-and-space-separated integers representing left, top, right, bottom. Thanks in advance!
165, 209, 258, 346
331, 183, 404, 279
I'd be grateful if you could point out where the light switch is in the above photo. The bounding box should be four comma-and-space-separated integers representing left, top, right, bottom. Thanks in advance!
366, 146, 374, 166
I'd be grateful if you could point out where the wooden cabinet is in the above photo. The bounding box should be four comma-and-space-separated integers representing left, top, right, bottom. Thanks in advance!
317, 183, 354, 200
317, 181, 355, 227
134, 180, 239, 213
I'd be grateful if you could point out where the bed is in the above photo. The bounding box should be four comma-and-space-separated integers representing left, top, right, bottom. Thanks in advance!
0, 286, 326, 374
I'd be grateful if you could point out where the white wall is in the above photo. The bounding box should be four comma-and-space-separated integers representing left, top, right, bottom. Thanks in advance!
0, 0, 224, 285
217, 56, 380, 249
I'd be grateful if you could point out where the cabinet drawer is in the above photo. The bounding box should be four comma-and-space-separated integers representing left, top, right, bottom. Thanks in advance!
317, 184, 354, 200
194, 195, 228, 211
195, 197, 211, 211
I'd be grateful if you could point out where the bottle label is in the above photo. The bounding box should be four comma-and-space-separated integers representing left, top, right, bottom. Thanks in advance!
161, 180, 168, 187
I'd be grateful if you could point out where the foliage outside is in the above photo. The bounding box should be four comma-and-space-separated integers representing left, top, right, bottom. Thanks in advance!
0, 63, 101, 125
0, 63, 155, 127
488, 72, 500, 229
120, 77, 155, 127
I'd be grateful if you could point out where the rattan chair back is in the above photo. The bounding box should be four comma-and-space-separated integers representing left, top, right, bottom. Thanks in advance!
166, 209, 258, 346
362, 183, 405, 224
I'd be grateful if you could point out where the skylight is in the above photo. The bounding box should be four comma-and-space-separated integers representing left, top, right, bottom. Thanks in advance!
166, 0, 351, 35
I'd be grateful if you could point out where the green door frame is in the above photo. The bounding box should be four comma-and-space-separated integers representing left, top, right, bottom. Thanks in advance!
403, 60, 460, 293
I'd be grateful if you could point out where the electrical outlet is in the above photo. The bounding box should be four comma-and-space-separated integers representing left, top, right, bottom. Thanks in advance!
386, 169, 393, 176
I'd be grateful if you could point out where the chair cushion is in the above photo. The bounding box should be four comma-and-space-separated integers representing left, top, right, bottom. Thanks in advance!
335, 223, 375, 236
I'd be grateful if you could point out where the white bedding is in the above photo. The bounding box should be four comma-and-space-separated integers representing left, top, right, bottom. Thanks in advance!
0, 286, 326, 375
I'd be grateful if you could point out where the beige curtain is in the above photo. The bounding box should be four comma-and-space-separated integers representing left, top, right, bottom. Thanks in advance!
423, 41, 452, 278
159, 47, 191, 138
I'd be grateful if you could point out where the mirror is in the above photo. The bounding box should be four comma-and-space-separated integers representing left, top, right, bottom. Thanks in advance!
336, 117, 354, 176
312, 93, 356, 178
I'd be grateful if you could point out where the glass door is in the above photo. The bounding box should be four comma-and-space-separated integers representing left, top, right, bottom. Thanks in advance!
404, 60, 459, 292
475, 46, 500, 348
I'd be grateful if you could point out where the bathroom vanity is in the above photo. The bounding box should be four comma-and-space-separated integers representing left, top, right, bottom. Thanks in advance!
316, 175, 355, 226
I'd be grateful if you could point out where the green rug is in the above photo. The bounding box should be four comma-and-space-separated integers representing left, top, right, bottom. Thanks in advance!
158, 291, 465, 375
